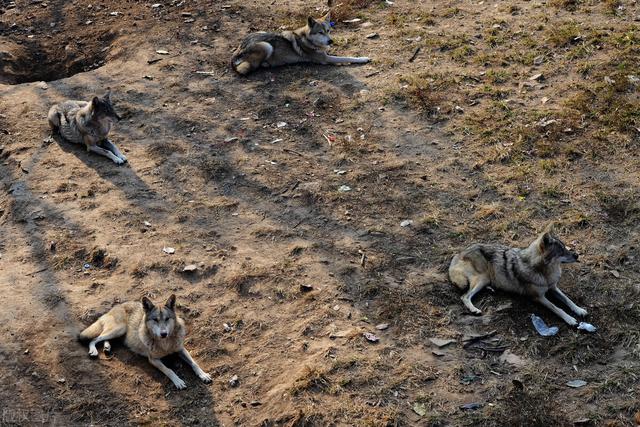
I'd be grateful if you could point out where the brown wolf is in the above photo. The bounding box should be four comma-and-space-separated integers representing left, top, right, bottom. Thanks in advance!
231, 11, 370, 75
47, 89, 127, 165
449, 225, 587, 326
79, 295, 211, 389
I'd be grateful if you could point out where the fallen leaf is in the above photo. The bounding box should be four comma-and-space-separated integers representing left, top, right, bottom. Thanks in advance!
412, 402, 427, 417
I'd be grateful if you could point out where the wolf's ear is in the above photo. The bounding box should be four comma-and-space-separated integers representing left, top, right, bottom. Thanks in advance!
165, 294, 176, 310
103, 89, 112, 103
91, 97, 100, 107
543, 222, 556, 235
142, 296, 155, 312
321, 11, 331, 23
307, 16, 317, 28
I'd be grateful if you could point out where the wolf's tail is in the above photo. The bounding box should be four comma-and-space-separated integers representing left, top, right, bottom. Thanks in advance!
77, 320, 103, 343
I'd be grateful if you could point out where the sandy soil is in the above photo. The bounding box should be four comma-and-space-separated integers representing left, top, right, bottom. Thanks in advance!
1, 0, 639, 425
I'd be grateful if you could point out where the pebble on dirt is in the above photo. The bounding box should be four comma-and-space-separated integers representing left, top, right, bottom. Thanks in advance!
363, 332, 379, 343
229, 375, 239, 387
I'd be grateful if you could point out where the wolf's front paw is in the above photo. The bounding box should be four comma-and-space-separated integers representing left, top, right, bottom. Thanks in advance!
360, 57, 371, 63
88, 348, 99, 357
119, 154, 127, 163
113, 157, 125, 165
199, 372, 212, 383
173, 377, 187, 390
566, 317, 578, 327
574, 307, 588, 317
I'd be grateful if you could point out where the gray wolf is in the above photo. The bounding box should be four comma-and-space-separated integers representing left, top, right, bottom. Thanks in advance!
78, 295, 212, 389
47, 89, 127, 165
449, 225, 587, 326
231, 11, 370, 75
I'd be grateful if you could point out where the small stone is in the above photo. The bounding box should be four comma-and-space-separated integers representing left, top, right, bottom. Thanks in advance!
365, 32, 379, 39
229, 375, 239, 387
566, 379, 587, 388
529, 73, 544, 81
163, 247, 175, 254
363, 332, 379, 343
183, 264, 197, 272
57, 378, 66, 383
429, 338, 456, 348
156, 50, 169, 55
400, 220, 413, 227
375, 323, 389, 330
338, 185, 352, 192
412, 402, 427, 417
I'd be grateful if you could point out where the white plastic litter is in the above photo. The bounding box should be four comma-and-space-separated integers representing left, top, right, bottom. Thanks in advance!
577, 322, 597, 333
530, 314, 559, 336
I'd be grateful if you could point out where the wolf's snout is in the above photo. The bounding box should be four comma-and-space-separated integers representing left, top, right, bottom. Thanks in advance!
327, 39, 333, 45
160, 331, 168, 338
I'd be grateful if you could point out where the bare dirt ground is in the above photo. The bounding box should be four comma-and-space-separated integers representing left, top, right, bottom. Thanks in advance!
1, 0, 639, 425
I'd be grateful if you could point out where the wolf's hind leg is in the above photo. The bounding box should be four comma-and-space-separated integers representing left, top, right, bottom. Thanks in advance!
88, 325, 126, 357
233, 42, 273, 75
461, 274, 490, 315
47, 106, 61, 132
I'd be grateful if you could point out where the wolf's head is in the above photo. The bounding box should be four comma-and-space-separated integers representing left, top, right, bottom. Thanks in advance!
142, 294, 178, 339
305, 12, 333, 48
90, 89, 121, 123
536, 224, 579, 264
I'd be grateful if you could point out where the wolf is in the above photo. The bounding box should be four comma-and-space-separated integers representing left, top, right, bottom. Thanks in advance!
231, 11, 370, 75
78, 295, 212, 389
448, 225, 588, 326
47, 89, 127, 165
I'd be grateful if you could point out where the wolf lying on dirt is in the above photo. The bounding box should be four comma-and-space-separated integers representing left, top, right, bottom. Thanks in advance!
231, 11, 370, 75
79, 295, 212, 389
449, 225, 588, 326
48, 89, 127, 165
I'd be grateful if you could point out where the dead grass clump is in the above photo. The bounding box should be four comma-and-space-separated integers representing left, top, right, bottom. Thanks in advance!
397, 73, 458, 119
194, 153, 231, 181
315, 0, 380, 22
290, 366, 331, 395
486, 375, 571, 426
549, 0, 581, 11
546, 22, 581, 47
596, 191, 640, 223
146, 140, 184, 162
